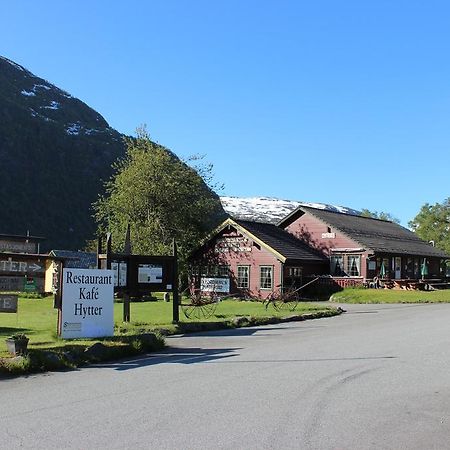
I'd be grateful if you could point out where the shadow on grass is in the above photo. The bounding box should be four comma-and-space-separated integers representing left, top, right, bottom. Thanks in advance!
95, 346, 241, 371
0, 327, 31, 335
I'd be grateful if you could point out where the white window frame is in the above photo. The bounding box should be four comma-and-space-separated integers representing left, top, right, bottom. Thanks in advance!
346, 254, 361, 277
237, 265, 250, 289
330, 255, 345, 276
260, 265, 273, 290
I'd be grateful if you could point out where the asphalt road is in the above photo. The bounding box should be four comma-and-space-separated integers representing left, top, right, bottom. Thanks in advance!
2, 302, 450, 449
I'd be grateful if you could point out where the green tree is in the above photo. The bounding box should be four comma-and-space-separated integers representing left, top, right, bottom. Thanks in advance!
409, 198, 450, 254
360, 209, 400, 224
93, 127, 226, 269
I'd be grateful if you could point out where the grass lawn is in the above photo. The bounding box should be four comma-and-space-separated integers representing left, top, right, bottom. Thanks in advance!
0, 295, 333, 356
331, 287, 450, 304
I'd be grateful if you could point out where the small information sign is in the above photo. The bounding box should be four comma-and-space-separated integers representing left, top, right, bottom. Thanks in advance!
201, 277, 230, 294
111, 262, 127, 287
138, 264, 163, 283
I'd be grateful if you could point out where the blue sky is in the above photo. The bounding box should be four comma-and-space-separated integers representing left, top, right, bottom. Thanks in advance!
2, 1, 449, 226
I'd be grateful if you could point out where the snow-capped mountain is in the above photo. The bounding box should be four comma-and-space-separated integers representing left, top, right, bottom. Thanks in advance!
220, 196, 361, 224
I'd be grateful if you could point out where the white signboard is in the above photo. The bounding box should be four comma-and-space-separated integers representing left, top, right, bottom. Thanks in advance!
201, 277, 230, 294
214, 236, 252, 253
111, 262, 127, 287
61, 268, 114, 338
138, 264, 163, 283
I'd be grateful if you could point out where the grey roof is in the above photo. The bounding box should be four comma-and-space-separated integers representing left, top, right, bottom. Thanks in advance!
281, 207, 449, 258
49, 250, 97, 269
235, 220, 328, 263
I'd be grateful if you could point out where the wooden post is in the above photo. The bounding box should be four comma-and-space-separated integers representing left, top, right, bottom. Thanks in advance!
106, 233, 112, 269
123, 293, 131, 322
96, 236, 102, 269
172, 239, 179, 323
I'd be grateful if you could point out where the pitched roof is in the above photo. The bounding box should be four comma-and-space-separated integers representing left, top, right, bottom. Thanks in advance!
234, 219, 327, 263
49, 250, 97, 269
280, 206, 449, 258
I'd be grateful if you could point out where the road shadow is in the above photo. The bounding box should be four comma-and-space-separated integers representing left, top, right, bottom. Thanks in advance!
178, 325, 325, 338
94, 346, 242, 371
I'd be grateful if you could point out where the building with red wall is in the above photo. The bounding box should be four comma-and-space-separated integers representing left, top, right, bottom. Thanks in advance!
280, 206, 449, 283
190, 218, 328, 299
191, 206, 449, 297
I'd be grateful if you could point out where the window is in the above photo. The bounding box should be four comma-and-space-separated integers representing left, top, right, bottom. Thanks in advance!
237, 266, 249, 289
331, 254, 361, 277
331, 255, 344, 276
202, 265, 229, 277
260, 266, 273, 289
218, 265, 230, 277
288, 267, 303, 278
347, 255, 361, 277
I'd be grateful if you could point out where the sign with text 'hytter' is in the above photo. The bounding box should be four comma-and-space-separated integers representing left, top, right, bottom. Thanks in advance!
61, 268, 114, 338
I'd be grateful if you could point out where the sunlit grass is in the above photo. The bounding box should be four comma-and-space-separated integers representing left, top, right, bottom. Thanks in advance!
331, 287, 450, 304
0, 295, 333, 355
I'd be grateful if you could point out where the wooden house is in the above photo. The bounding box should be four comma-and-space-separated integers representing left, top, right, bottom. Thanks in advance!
190, 218, 328, 299
279, 206, 449, 285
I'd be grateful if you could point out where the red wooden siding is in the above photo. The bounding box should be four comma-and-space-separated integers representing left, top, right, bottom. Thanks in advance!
192, 227, 283, 299
284, 211, 369, 278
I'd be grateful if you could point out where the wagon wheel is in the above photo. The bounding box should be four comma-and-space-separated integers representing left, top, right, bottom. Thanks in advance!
180, 288, 218, 320
181, 299, 218, 319
286, 291, 300, 311
272, 290, 299, 312
265, 289, 281, 310
272, 296, 290, 311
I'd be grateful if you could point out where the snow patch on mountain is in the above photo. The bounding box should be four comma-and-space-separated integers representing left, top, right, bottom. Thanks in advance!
66, 123, 81, 135
220, 196, 361, 224
42, 101, 60, 110
33, 83, 51, 91
21, 89, 36, 97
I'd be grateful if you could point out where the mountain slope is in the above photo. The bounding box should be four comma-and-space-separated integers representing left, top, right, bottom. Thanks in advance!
0, 55, 126, 250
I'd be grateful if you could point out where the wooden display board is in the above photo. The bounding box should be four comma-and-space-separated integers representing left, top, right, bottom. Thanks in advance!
96, 234, 179, 322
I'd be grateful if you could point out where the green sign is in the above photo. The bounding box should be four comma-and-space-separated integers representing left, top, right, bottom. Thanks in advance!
24, 280, 37, 292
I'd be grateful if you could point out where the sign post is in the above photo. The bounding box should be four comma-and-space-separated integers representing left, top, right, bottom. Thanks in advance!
96, 233, 179, 323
